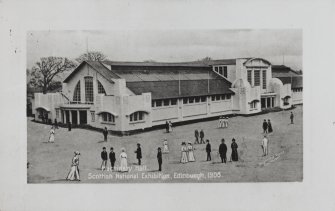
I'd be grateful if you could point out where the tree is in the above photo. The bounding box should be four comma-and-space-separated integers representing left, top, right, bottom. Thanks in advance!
30, 57, 76, 94
199, 56, 212, 65
75, 51, 107, 64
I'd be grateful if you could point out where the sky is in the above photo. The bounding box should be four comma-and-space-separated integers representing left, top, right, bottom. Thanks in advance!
27, 29, 302, 71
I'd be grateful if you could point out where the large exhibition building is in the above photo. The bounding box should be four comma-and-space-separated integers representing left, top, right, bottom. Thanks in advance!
32, 58, 303, 133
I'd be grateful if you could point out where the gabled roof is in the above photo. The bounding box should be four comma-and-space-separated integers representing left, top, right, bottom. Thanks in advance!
272, 65, 301, 77
276, 76, 303, 88
63, 61, 120, 83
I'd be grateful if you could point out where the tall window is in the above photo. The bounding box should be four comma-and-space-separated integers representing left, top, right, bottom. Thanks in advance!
262, 70, 267, 89
98, 80, 106, 95
247, 70, 252, 86
85, 77, 94, 103
223, 66, 228, 78
130, 111, 144, 122
101, 112, 115, 123
73, 81, 81, 102
218, 66, 223, 75
91, 111, 95, 122
254, 70, 260, 86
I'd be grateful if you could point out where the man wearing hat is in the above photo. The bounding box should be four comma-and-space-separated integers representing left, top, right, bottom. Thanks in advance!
109, 147, 116, 170
157, 147, 162, 171
134, 143, 142, 165
101, 147, 108, 171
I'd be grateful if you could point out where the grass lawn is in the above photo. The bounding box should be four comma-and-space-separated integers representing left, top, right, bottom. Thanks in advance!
27, 105, 303, 183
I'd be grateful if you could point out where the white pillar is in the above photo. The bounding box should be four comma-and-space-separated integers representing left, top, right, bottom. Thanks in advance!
77, 110, 80, 125
64, 110, 67, 123
69, 110, 72, 123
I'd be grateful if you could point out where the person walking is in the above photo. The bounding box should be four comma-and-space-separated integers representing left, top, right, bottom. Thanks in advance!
219, 139, 227, 163
68, 121, 72, 131
134, 143, 142, 165
194, 129, 200, 144
66, 151, 80, 181
267, 119, 273, 133
231, 138, 238, 162
218, 116, 223, 128
180, 142, 188, 164
120, 148, 128, 172
262, 119, 268, 134
261, 135, 269, 156
290, 112, 294, 124
54, 118, 58, 129
200, 129, 205, 144
187, 142, 196, 162
48, 126, 55, 143
109, 147, 116, 170
206, 140, 211, 161
225, 117, 229, 128
103, 127, 108, 142
101, 147, 108, 171
162, 139, 169, 153
165, 121, 169, 133
168, 121, 173, 132
157, 147, 162, 171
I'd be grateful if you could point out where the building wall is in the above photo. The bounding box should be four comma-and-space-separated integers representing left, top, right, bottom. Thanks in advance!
292, 89, 303, 105
33, 93, 67, 122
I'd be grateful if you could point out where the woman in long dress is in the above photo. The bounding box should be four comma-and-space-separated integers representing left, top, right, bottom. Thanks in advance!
267, 119, 273, 133
48, 126, 55, 143
66, 151, 80, 181
162, 139, 169, 153
168, 121, 173, 132
231, 138, 238, 161
180, 142, 188, 164
120, 148, 128, 172
187, 142, 196, 162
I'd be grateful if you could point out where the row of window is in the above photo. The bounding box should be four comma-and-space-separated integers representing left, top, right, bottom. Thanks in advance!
214, 66, 228, 78
73, 77, 106, 103
247, 69, 267, 89
152, 94, 232, 107
292, 88, 303, 92
100, 111, 145, 123
249, 101, 258, 110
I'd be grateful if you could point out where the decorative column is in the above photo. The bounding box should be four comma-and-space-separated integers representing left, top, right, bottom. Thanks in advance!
77, 110, 80, 125
69, 110, 72, 123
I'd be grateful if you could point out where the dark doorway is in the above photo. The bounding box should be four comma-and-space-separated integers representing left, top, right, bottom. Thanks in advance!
261, 98, 266, 108
71, 110, 78, 125
65, 110, 70, 123
267, 98, 271, 108
79, 110, 87, 124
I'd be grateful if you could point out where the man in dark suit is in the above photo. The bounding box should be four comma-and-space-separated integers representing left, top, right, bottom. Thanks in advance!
134, 143, 142, 165
200, 129, 205, 144
103, 127, 108, 142
157, 147, 162, 171
109, 147, 116, 170
68, 121, 71, 131
165, 121, 169, 133
290, 112, 294, 124
262, 119, 268, 133
101, 147, 108, 171
206, 139, 211, 161
219, 139, 227, 163
194, 129, 200, 144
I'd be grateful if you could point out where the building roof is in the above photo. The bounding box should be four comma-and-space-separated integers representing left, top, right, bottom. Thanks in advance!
276, 76, 303, 88
126, 79, 233, 100
103, 60, 209, 67
272, 65, 301, 77
63, 61, 120, 83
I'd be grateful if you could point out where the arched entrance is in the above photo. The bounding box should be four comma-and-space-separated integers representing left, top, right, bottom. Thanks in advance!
36, 107, 50, 123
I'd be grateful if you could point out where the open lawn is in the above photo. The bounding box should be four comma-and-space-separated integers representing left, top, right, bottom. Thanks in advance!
27, 105, 303, 183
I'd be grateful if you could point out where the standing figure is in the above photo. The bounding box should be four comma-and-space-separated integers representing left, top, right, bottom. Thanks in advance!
180, 142, 188, 164
199, 129, 205, 144
103, 127, 108, 142
134, 143, 142, 165
267, 119, 273, 133
231, 138, 238, 162
290, 112, 294, 124
219, 139, 227, 163
194, 129, 200, 144
157, 147, 162, 171
120, 148, 128, 172
261, 135, 269, 156
66, 151, 80, 181
187, 142, 196, 162
165, 121, 169, 133
68, 121, 72, 131
225, 117, 229, 128
162, 139, 169, 153
218, 116, 223, 128
206, 140, 211, 161
109, 147, 116, 170
168, 121, 173, 133
54, 118, 58, 129
101, 147, 108, 171
262, 119, 268, 134
48, 126, 55, 143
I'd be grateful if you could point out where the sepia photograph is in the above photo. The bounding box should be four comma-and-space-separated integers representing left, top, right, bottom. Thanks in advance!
26, 29, 303, 183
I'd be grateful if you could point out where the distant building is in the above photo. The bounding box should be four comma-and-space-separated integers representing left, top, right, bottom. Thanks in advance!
32, 58, 303, 132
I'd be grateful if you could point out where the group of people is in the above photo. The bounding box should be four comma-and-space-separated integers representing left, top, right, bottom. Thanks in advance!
165, 121, 173, 133
194, 129, 205, 144
262, 119, 273, 134
180, 142, 196, 163
218, 116, 229, 128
